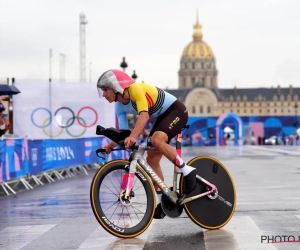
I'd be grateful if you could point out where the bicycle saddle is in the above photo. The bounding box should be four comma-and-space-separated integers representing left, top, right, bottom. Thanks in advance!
96, 125, 131, 143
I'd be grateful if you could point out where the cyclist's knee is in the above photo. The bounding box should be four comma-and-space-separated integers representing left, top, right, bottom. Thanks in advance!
151, 131, 168, 148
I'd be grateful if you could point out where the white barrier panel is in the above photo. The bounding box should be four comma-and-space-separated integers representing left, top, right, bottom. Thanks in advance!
13, 81, 116, 139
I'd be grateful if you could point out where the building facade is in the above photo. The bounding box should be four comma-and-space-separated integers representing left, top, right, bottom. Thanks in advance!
166, 14, 300, 118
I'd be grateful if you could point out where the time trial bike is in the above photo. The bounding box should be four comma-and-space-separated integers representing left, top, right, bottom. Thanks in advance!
90, 124, 236, 238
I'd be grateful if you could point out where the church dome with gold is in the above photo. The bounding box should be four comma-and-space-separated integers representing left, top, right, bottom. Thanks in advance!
182, 14, 214, 59
178, 12, 218, 90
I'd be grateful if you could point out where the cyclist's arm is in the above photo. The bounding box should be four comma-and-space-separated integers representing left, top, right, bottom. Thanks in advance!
109, 104, 129, 148
117, 112, 129, 130
128, 85, 150, 138
130, 112, 149, 139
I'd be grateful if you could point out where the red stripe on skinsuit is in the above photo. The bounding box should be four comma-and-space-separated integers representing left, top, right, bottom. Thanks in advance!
145, 92, 154, 107
145, 94, 152, 108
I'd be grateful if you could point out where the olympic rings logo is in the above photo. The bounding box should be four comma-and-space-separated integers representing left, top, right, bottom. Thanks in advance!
31, 106, 98, 138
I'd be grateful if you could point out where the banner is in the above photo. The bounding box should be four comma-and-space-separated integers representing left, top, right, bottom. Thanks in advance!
0, 137, 130, 183
0, 138, 30, 182
28, 137, 130, 175
13, 81, 116, 139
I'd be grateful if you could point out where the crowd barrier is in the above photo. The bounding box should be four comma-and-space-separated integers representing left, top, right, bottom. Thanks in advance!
0, 136, 129, 196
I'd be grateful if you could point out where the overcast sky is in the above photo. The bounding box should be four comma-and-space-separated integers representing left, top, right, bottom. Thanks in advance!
1, 0, 300, 89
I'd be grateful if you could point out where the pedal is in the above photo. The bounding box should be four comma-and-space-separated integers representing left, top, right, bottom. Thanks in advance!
161, 192, 183, 218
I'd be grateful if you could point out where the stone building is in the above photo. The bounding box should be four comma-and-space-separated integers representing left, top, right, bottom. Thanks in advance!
166, 15, 300, 118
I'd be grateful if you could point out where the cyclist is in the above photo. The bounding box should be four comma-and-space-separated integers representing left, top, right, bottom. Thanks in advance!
97, 69, 196, 219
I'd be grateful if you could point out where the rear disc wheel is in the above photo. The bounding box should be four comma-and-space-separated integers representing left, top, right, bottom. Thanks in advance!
179, 156, 236, 229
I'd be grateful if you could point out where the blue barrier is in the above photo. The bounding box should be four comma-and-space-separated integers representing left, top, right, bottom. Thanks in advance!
0, 138, 30, 182
0, 137, 130, 183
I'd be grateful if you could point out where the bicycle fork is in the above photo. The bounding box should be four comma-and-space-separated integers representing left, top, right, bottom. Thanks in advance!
118, 163, 136, 205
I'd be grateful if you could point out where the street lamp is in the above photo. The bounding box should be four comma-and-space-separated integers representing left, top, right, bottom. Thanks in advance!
132, 70, 138, 82
131, 70, 138, 123
120, 57, 128, 72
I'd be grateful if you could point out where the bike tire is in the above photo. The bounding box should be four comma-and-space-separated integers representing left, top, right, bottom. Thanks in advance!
179, 156, 236, 230
90, 159, 156, 238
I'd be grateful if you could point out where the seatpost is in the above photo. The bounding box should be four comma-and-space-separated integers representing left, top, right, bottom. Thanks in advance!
176, 132, 182, 157
173, 132, 182, 190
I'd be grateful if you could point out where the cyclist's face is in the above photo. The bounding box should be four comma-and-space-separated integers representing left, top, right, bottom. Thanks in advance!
101, 87, 116, 102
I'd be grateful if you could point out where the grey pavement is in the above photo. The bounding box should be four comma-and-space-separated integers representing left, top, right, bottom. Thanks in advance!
1, 145, 300, 250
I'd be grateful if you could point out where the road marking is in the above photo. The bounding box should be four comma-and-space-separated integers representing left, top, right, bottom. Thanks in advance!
77, 226, 148, 250
0, 224, 57, 250
204, 216, 277, 249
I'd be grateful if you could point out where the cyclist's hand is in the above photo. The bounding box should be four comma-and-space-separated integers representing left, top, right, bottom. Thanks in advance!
103, 144, 113, 154
124, 136, 136, 148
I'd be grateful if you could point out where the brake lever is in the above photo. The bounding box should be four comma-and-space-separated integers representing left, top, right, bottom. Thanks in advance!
95, 148, 106, 160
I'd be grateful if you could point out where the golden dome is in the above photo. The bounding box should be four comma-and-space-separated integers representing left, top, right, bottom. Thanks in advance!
182, 12, 214, 59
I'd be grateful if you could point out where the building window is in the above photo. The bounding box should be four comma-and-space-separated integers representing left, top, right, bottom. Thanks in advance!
244, 103, 247, 107
192, 62, 195, 69
237, 109, 239, 113
192, 106, 196, 114
259, 109, 261, 113
274, 109, 277, 113
251, 109, 253, 113
192, 77, 196, 84
183, 78, 186, 87
281, 109, 284, 113
267, 109, 270, 113
251, 103, 253, 107
211, 77, 214, 87
202, 62, 204, 69
207, 106, 211, 113
200, 105, 203, 113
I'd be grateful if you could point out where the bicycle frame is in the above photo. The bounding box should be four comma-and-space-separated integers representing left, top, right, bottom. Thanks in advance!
121, 132, 217, 206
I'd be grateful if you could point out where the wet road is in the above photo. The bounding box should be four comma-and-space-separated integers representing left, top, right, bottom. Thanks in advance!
1, 145, 300, 250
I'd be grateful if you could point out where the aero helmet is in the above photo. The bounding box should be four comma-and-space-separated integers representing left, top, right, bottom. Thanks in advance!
0, 103, 5, 112
97, 69, 134, 97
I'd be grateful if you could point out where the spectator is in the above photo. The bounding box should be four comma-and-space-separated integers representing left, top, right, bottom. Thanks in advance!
0, 96, 7, 102
0, 102, 11, 137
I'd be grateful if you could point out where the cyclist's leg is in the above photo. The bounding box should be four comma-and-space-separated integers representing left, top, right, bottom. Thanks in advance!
149, 100, 197, 194
146, 119, 164, 181
146, 118, 166, 219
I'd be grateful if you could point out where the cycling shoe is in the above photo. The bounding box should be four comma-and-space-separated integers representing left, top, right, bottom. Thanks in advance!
183, 168, 197, 194
153, 203, 166, 219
